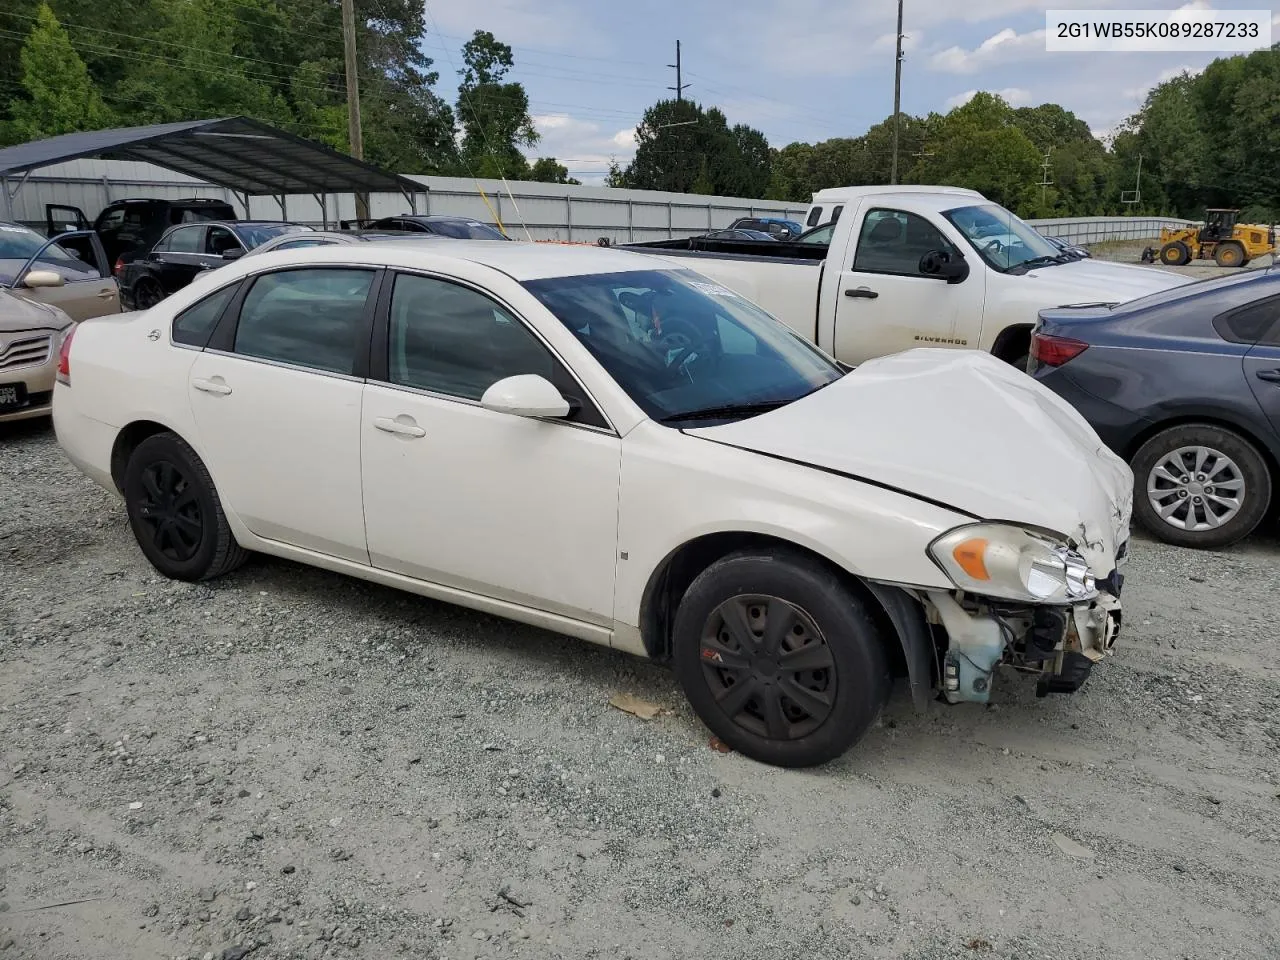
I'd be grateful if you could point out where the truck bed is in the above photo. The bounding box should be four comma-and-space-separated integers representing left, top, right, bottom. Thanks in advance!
619, 235, 829, 263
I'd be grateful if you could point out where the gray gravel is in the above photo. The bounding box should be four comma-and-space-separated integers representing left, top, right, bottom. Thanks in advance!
2, 419, 1278, 960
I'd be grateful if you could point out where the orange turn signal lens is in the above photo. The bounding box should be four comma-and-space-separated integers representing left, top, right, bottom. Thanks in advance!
952, 538, 991, 581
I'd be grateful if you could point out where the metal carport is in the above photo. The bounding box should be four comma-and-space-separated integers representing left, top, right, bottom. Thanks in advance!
0, 116, 426, 228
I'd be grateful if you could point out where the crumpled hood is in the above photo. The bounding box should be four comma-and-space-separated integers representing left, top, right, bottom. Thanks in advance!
686, 349, 1133, 574
1018, 257, 1191, 303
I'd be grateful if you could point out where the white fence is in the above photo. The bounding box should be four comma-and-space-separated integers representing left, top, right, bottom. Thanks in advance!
2, 158, 1193, 244
1, 160, 807, 243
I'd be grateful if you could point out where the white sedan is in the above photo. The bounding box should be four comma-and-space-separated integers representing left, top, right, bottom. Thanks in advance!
53, 242, 1131, 767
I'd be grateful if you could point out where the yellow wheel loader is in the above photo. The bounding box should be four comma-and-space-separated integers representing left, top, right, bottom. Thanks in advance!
1142, 209, 1276, 268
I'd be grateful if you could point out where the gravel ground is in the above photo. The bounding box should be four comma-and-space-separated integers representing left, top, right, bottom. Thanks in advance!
2, 419, 1279, 960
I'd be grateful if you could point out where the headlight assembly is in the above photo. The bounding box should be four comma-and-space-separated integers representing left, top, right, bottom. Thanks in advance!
928, 523, 1096, 604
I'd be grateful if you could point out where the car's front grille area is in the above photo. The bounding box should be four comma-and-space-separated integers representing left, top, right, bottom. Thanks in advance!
0, 333, 53, 371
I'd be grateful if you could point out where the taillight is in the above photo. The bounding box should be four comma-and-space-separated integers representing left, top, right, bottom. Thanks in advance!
113, 257, 124, 277
56, 325, 76, 385
1030, 331, 1088, 367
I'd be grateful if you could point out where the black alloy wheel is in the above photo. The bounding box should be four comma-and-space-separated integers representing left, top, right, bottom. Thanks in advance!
699, 595, 837, 740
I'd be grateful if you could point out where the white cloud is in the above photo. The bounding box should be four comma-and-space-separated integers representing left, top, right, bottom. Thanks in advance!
528, 113, 637, 185
932, 27, 1045, 74
944, 87, 1032, 109
1122, 64, 1203, 99
423, 0, 611, 52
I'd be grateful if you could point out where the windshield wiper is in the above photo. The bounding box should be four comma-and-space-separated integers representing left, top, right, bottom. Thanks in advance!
659, 400, 792, 424
1011, 254, 1071, 274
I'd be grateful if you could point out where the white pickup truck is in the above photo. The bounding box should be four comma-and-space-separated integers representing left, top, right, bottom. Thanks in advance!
623, 185, 1190, 367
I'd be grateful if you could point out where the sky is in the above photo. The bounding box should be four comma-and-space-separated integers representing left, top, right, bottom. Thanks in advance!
420, 0, 1280, 185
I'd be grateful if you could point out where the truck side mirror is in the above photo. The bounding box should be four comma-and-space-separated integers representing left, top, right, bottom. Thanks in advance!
919, 249, 969, 284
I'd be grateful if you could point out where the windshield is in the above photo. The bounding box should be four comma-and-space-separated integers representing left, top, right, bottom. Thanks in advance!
430, 220, 509, 240
523, 268, 843, 424
237, 224, 311, 249
943, 203, 1061, 271
0, 222, 91, 286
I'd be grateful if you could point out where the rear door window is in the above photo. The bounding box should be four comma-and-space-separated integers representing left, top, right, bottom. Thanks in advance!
164, 226, 206, 254
232, 268, 376, 374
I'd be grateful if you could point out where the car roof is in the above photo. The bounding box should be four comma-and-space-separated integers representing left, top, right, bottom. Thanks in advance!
810, 185, 986, 205
242, 239, 682, 281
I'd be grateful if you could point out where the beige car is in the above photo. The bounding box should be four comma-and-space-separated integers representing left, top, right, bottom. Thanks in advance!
1, 222, 121, 321
0, 287, 74, 423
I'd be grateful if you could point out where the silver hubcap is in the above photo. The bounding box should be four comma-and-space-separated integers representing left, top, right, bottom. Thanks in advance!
1147, 445, 1246, 531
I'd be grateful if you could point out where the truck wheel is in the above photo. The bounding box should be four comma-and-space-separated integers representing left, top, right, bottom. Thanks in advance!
1159, 241, 1191, 266
1131, 424, 1271, 549
671, 547, 891, 768
123, 432, 249, 581
1214, 242, 1245, 267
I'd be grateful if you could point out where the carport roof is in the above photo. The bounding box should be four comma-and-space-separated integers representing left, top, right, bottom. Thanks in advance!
0, 116, 423, 198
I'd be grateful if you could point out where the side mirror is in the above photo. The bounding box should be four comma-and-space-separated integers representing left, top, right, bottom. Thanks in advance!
221, 247, 245, 261
919, 249, 969, 284
22, 269, 66, 289
480, 374, 571, 419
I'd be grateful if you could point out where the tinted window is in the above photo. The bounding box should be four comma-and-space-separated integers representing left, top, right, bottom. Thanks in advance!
831, 205, 844, 223
388, 273, 557, 400
98, 209, 125, 231
206, 226, 242, 256
276, 238, 336, 250
165, 226, 205, 253
235, 224, 309, 249
424, 219, 508, 240
234, 268, 375, 374
173, 285, 237, 347
853, 209, 958, 276
1217, 296, 1280, 344
806, 206, 823, 227
523, 269, 842, 425
797, 223, 835, 245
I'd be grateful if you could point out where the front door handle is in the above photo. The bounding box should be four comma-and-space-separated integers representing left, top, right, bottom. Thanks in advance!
97, 289, 116, 299
373, 416, 426, 438
1255, 369, 1280, 384
845, 287, 879, 299
192, 377, 232, 396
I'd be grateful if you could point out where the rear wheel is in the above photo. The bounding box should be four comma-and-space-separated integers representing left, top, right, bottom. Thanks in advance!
133, 278, 165, 309
671, 548, 891, 767
123, 432, 248, 580
1159, 241, 1191, 266
1213, 242, 1245, 267
1131, 424, 1271, 549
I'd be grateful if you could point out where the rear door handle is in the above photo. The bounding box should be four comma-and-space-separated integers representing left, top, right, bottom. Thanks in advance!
192, 377, 232, 396
373, 416, 426, 438
1255, 369, 1280, 383
844, 287, 879, 299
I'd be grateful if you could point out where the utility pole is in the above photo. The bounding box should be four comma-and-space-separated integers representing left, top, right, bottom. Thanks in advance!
667, 40, 688, 101
341, 0, 369, 220
1038, 148, 1054, 208
889, 0, 904, 185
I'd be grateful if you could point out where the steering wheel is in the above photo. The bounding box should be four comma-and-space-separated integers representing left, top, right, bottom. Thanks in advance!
666, 332, 720, 374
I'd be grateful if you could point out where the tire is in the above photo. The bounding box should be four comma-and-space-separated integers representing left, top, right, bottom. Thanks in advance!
1159, 241, 1191, 266
1214, 242, 1246, 268
671, 548, 891, 768
133, 279, 166, 309
1130, 424, 1271, 549
122, 431, 249, 580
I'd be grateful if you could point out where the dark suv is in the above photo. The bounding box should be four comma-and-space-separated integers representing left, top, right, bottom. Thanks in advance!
46, 198, 238, 272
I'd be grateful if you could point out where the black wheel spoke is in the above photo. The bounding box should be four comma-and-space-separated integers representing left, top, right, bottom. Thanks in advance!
761, 686, 790, 739
173, 486, 200, 510
761, 599, 796, 657
720, 600, 758, 653
715, 675, 759, 717
158, 462, 178, 495
171, 515, 201, 548
141, 470, 164, 503
779, 676, 833, 721
779, 641, 834, 673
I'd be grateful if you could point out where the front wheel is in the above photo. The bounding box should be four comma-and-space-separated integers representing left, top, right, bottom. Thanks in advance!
1159, 241, 1191, 266
123, 432, 248, 580
1130, 424, 1271, 549
672, 548, 891, 767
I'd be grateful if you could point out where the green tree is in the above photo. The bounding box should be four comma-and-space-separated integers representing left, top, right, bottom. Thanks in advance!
529, 157, 580, 184
912, 93, 1042, 213
455, 30, 537, 179
623, 99, 771, 198
3, 3, 112, 143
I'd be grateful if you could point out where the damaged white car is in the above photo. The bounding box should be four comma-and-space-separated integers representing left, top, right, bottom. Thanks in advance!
53, 242, 1130, 767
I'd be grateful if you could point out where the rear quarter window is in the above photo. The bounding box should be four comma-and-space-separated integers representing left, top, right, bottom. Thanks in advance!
1213, 295, 1280, 344
173, 284, 238, 347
